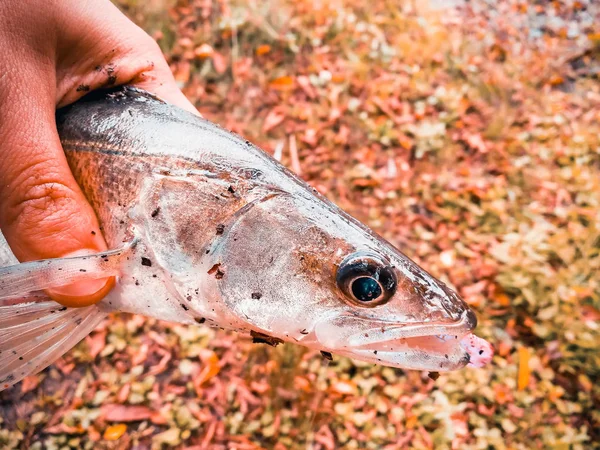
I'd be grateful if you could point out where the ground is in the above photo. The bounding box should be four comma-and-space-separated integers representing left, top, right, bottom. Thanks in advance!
1, 0, 599, 449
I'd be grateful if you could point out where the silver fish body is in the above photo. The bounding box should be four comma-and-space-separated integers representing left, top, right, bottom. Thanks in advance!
0, 87, 492, 390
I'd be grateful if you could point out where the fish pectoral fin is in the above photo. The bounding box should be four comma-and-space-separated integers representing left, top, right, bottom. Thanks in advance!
0, 242, 135, 300
0, 243, 136, 390
0, 294, 106, 391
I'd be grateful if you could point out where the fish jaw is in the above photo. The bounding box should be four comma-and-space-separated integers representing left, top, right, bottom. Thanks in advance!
313, 308, 493, 371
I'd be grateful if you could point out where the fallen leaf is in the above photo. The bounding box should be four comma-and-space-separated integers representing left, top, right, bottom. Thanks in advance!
44, 424, 85, 435
194, 350, 220, 389
153, 428, 181, 446
20, 375, 40, 394
195, 43, 214, 59
256, 44, 271, 56
263, 109, 285, 133
493, 291, 511, 307
101, 405, 155, 422
269, 76, 294, 91
86, 330, 107, 358
330, 380, 358, 395
212, 52, 227, 74
517, 347, 531, 390
103, 424, 127, 441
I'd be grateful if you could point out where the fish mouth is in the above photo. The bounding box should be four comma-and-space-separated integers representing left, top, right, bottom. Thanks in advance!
315, 309, 491, 371
346, 308, 476, 347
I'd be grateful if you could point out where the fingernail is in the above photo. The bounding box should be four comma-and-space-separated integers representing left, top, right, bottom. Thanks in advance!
46, 249, 115, 308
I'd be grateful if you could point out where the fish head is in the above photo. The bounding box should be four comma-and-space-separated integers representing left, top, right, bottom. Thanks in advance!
216, 191, 492, 371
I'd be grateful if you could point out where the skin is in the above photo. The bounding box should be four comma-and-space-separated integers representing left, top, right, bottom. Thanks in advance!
0, 0, 199, 307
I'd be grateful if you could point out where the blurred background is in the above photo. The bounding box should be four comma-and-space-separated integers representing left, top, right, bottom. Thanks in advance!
1, 0, 599, 449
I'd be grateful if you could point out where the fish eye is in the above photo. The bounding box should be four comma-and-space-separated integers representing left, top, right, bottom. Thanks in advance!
351, 277, 382, 301
336, 252, 397, 307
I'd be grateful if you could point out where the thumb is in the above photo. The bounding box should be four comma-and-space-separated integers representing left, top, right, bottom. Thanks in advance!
0, 80, 114, 307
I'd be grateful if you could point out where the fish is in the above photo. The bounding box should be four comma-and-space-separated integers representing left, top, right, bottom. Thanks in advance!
0, 87, 493, 391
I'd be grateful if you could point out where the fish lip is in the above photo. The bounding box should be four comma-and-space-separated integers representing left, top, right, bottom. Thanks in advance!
311, 296, 479, 370
343, 308, 477, 349
333, 310, 478, 371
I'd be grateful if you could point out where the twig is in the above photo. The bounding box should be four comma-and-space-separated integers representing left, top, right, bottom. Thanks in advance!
289, 134, 302, 175
273, 139, 284, 162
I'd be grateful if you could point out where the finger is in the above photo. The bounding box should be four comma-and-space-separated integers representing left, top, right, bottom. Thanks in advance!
0, 76, 113, 307
56, 45, 201, 117
53, 0, 200, 117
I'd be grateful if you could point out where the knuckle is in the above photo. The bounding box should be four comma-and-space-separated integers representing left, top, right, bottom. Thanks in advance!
7, 179, 80, 232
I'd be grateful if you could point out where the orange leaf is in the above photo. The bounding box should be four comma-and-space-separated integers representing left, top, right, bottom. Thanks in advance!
20, 375, 40, 394
493, 384, 512, 404
582, 305, 600, 321
578, 374, 593, 392
256, 44, 271, 56
548, 385, 564, 402
194, 350, 220, 388
294, 376, 311, 392
493, 291, 511, 307
103, 424, 127, 441
398, 133, 413, 151
405, 415, 418, 429
458, 166, 470, 176
523, 317, 535, 328
573, 285, 594, 298
269, 76, 294, 91
150, 412, 168, 425
86, 329, 107, 358
517, 347, 530, 391
549, 75, 564, 86
497, 341, 512, 357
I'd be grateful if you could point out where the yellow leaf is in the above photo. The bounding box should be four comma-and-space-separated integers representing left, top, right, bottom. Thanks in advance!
103, 424, 127, 441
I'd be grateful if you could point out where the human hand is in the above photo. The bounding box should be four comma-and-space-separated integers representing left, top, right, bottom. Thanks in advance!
0, 0, 198, 306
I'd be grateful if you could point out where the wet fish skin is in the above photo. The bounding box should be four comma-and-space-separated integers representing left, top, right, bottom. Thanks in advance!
58, 87, 488, 370
0, 87, 493, 391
